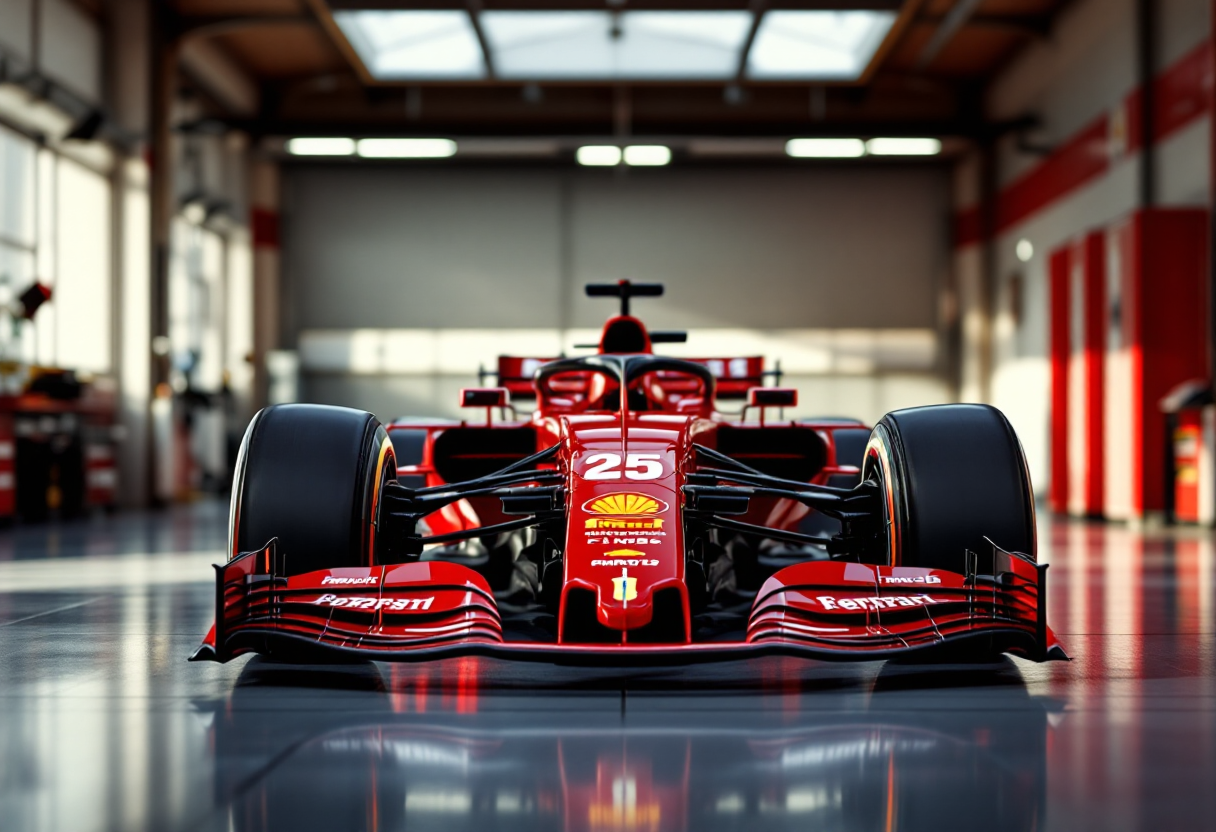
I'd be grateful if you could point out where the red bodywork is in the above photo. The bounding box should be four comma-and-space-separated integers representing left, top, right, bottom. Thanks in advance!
195, 307, 1064, 665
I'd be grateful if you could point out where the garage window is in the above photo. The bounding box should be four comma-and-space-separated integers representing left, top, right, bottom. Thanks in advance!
0, 125, 112, 375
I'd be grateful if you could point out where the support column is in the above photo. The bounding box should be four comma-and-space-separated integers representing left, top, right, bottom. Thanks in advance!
250, 160, 281, 411
952, 148, 991, 404
108, 0, 153, 508
1081, 233, 1107, 518
148, 3, 179, 503
1210, 0, 1216, 385
1049, 245, 1070, 514
972, 139, 998, 404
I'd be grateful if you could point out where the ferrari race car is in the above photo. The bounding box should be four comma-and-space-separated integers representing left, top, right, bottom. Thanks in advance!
193, 281, 1066, 665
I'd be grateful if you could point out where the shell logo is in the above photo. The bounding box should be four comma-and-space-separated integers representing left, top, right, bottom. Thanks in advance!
582, 493, 669, 516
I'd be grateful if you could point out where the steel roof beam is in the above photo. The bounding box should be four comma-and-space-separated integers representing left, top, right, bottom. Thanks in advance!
915, 0, 983, 69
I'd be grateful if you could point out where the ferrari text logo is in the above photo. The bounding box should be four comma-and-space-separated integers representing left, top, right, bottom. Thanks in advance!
314, 594, 434, 611
612, 569, 638, 603
816, 594, 939, 611
583, 492, 667, 530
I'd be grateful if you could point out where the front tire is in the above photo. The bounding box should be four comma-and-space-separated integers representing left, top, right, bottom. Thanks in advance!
862, 404, 1035, 574
230, 404, 396, 576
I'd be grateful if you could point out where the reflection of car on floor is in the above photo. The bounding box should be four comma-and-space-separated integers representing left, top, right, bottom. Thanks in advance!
201, 658, 1058, 832
193, 281, 1065, 665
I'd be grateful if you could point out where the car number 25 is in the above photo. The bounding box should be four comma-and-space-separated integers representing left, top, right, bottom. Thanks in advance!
581, 453, 665, 481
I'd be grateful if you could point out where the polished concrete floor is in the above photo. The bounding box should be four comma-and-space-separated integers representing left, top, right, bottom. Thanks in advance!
0, 501, 1214, 832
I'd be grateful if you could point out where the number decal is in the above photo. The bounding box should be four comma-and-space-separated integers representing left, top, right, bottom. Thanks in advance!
580, 453, 665, 481
625, 454, 662, 480
583, 453, 621, 481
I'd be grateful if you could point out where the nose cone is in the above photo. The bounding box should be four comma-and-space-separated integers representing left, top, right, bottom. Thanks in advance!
558, 418, 690, 643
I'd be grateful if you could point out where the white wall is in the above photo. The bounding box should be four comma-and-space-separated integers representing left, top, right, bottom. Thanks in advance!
283, 164, 950, 333
281, 163, 954, 423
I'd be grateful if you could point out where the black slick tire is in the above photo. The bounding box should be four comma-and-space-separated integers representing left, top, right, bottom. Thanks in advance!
229, 404, 396, 576
861, 403, 1036, 574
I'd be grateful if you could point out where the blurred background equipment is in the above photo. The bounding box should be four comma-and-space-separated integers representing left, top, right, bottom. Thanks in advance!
12, 281, 51, 320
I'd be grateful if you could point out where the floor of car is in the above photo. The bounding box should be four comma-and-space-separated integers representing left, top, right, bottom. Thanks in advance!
494, 600, 755, 645
498, 604, 558, 643
691, 601, 754, 642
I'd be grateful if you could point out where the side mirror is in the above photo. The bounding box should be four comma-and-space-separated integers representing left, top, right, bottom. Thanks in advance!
461, 387, 512, 426
745, 387, 796, 426
747, 387, 797, 407
460, 387, 511, 408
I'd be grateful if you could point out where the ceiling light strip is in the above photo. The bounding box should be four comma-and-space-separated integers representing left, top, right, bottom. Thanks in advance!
785, 138, 942, 158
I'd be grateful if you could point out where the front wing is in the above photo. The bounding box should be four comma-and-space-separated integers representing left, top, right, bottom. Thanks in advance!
190, 541, 1068, 665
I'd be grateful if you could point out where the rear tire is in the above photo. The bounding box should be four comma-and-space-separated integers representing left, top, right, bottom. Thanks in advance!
862, 404, 1035, 574
230, 404, 396, 576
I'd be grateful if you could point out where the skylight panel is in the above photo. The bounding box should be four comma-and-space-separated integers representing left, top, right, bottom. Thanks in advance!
746, 10, 896, 80
481, 11, 753, 80
334, 10, 486, 80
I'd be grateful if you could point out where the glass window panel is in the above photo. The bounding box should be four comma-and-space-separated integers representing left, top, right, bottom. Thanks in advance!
482, 11, 752, 80
168, 219, 196, 374
746, 10, 896, 80
169, 221, 228, 393
195, 229, 224, 391
36, 149, 55, 289
54, 157, 110, 373
334, 10, 486, 79
0, 245, 35, 286
0, 124, 36, 248
225, 231, 253, 403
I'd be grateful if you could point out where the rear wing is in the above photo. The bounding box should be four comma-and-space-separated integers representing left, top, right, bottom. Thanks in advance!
491, 355, 771, 400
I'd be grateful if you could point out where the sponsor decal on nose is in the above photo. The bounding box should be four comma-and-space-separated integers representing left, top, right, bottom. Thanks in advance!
591, 547, 660, 568
583, 492, 667, 530
612, 568, 638, 603
603, 548, 646, 558
583, 493, 668, 516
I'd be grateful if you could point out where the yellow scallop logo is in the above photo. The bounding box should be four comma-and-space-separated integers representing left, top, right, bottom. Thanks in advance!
582, 493, 669, 516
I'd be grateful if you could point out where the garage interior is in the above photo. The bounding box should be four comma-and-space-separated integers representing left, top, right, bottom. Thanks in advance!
1, 0, 1215, 830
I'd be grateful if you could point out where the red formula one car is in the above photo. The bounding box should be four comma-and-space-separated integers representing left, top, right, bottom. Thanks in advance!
193, 281, 1066, 666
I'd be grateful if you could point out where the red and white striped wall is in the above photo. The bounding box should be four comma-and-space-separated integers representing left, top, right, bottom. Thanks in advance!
1050, 210, 1209, 520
